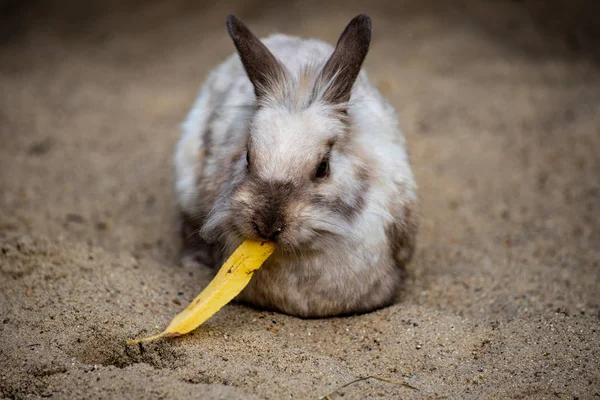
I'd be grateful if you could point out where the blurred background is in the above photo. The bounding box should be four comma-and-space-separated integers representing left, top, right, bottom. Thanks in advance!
3, 0, 600, 59
1, 0, 599, 293
1, 0, 598, 292
1, 1, 599, 399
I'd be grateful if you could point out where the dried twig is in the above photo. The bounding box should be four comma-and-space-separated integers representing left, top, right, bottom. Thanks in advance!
319, 375, 419, 399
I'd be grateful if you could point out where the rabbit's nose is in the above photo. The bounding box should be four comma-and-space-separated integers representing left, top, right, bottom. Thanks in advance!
252, 222, 284, 241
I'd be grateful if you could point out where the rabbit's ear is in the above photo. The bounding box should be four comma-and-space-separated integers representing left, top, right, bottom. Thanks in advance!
320, 14, 371, 105
226, 15, 287, 99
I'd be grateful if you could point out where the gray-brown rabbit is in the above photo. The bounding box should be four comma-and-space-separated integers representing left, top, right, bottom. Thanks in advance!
174, 14, 418, 317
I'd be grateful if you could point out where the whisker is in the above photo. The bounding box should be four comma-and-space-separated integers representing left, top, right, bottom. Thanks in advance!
300, 216, 357, 237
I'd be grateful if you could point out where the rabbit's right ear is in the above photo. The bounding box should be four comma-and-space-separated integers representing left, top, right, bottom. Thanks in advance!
226, 15, 288, 100
319, 14, 371, 105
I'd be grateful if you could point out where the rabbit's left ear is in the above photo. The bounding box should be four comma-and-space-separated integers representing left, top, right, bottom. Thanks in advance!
320, 14, 371, 105
226, 14, 288, 100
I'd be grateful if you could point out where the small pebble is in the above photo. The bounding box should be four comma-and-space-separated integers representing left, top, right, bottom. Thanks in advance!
28, 138, 53, 155
96, 220, 113, 231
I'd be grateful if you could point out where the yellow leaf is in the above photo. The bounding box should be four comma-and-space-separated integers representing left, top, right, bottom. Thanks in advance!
127, 240, 275, 345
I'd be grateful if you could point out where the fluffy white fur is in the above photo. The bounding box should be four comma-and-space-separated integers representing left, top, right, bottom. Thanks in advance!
174, 26, 418, 317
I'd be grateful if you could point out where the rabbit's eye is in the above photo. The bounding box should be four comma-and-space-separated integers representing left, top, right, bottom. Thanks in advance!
246, 151, 251, 169
315, 158, 329, 179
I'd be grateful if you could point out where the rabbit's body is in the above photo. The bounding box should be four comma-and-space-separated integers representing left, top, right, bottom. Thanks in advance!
175, 16, 418, 317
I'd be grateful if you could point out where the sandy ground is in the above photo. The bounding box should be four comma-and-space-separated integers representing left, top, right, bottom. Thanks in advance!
1, 1, 599, 399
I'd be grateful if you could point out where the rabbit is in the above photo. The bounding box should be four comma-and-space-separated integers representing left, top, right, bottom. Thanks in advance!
174, 14, 419, 318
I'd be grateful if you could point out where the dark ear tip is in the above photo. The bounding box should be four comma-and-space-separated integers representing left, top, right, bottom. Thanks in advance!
226, 14, 247, 38
226, 14, 237, 30
353, 14, 372, 29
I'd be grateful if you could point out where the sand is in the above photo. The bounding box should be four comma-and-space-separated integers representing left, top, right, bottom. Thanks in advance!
1, 1, 599, 399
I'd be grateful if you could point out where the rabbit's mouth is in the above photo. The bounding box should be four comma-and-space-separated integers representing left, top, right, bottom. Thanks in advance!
270, 225, 342, 256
